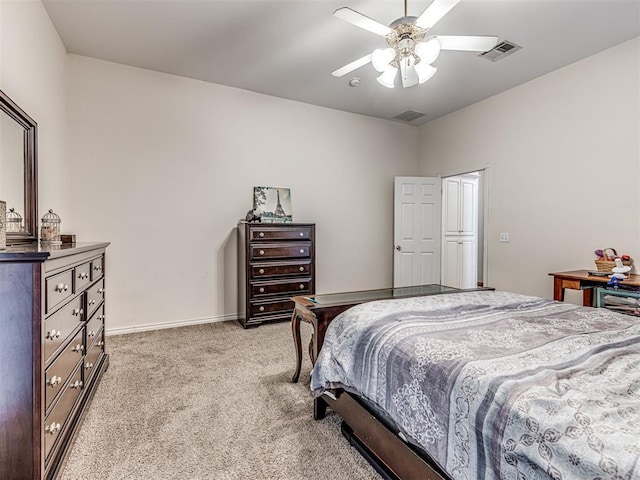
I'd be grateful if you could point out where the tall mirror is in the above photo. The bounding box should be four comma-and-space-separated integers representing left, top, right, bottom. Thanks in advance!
0, 89, 37, 244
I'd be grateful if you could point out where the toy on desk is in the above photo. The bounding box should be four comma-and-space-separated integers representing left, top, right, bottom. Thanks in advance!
610, 258, 632, 280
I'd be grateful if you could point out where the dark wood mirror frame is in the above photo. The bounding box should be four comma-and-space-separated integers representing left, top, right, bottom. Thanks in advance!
0, 89, 37, 244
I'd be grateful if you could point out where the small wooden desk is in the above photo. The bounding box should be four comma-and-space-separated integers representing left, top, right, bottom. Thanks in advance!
549, 270, 640, 306
290, 284, 492, 383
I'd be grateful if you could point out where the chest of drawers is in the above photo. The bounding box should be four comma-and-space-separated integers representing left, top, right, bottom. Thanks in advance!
0, 242, 110, 479
238, 222, 315, 328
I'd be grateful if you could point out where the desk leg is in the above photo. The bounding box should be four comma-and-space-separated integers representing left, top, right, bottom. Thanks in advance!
583, 288, 593, 307
553, 277, 565, 302
291, 310, 302, 383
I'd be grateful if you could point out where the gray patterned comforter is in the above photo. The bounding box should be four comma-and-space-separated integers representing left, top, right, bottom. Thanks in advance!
310, 291, 640, 480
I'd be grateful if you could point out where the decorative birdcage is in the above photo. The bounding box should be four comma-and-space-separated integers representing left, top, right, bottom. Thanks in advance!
6, 208, 23, 233
41, 209, 62, 245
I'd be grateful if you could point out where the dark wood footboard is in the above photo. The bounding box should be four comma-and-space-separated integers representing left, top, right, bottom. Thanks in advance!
316, 392, 450, 480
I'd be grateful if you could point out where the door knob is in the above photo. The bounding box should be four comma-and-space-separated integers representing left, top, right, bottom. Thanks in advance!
395, 245, 401, 251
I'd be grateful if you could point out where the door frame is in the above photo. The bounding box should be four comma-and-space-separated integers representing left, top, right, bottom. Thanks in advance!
438, 165, 490, 288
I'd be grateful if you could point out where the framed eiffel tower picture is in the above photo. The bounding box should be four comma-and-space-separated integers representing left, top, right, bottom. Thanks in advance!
253, 186, 293, 223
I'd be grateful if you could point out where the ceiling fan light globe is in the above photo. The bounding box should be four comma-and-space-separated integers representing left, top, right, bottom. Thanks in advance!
377, 66, 398, 88
371, 48, 396, 73
415, 38, 441, 65
415, 63, 437, 84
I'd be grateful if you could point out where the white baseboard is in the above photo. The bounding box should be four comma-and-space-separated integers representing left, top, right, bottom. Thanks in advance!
105, 313, 239, 336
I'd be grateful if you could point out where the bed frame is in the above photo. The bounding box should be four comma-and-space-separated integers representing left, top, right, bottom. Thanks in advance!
314, 391, 450, 480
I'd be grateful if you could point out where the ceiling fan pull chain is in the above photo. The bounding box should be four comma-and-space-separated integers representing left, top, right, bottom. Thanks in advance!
404, 0, 408, 17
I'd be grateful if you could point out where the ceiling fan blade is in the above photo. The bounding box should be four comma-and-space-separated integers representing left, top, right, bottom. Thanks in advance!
332, 53, 373, 77
333, 7, 393, 37
435, 35, 499, 51
415, 0, 461, 29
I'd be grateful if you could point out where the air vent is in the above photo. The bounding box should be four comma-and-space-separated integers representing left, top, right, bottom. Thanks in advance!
392, 110, 426, 123
479, 40, 522, 62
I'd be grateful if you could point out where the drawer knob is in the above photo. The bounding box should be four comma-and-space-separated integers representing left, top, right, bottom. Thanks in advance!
299, 232, 304, 237
72, 344, 84, 353
78, 272, 88, 279
98, 315, 105, 321
259, 287, 265, 293
89, 299, 96, 306
85, 362, 94, 370
98, 288, 105, 294
72, 308, 84, 316
47, 376, 62, 387
299, 284, 305, 290
70, 380, 83, 389
299, 249, 304, 254
45, 422, 61, 435
258, 268, 265, 274
259, 306, 265, 312
258, 232, 265, 238
55, 283, 69, 293
94, 265, 102, 271
88, 330, 96, 338
46, 329, 61, 340
97, 341, 105, 347
259, 250, 265, 256
299, 266, 304, 272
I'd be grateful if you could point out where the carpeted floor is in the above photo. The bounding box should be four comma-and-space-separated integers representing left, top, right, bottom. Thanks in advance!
59, 320, 380, 480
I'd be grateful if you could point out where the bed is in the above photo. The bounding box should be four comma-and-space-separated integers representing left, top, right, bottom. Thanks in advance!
310, 290, 640, 480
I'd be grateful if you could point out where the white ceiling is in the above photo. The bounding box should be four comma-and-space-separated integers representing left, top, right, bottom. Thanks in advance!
42, 0, 640, 126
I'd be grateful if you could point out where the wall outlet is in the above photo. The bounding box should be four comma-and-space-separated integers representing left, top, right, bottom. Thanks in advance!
499, 233, 510, 243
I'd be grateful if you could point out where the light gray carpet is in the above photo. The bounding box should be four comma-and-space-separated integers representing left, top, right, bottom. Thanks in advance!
60, 320, 380, 480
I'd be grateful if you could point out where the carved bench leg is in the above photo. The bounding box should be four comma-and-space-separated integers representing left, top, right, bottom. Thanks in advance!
291, 310, 303, 383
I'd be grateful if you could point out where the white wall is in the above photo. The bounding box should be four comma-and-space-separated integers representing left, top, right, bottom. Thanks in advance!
66, 55, 418, 333
0, 0, 70, 216
418, 38, 640, 301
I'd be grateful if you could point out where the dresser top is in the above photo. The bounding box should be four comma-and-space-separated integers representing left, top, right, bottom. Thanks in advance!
0, 242, 110, 263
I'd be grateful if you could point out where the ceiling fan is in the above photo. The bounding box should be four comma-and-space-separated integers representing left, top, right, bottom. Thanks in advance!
332, 0, 499, 88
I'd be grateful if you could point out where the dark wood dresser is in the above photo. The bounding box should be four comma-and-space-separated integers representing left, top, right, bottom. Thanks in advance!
0, 242, 110, 480
238, 222, 315, 328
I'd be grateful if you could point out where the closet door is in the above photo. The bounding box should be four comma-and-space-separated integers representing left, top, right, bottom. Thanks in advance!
459, 178, 477, 236
442, 238, 460, 287
459, 238, 477, 289
443, 178, 461, 236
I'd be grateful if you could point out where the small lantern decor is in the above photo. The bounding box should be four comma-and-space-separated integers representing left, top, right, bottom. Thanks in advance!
41, 209, 62, 245
7, 208, 23, 233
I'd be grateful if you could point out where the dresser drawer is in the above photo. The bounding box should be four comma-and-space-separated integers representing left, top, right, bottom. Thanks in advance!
44, 329, 84, 414
249, 243, 311, 261
45, 297, 84, 364
74, 261, 92, 292
46, 269, 74, 314
85, 330, 105, 384
86, 279, 105, 319
251, 279, 312, 297
249, 225, 312, 242
250, 261, 311, 279
250, 298, 295, 317
44, 363, 84, 460
86, 305, 105, 347
91, 256, 104, 281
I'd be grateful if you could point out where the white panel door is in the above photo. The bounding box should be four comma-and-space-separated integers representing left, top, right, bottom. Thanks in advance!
441, 237, 460, 288
443, 178, 461, 236
460, 238, 477, 288
393, 177, 441, 287
459, 178, 477, 236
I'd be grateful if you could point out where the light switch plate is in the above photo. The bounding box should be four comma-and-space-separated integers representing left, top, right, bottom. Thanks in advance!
499, 233, 510, 243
